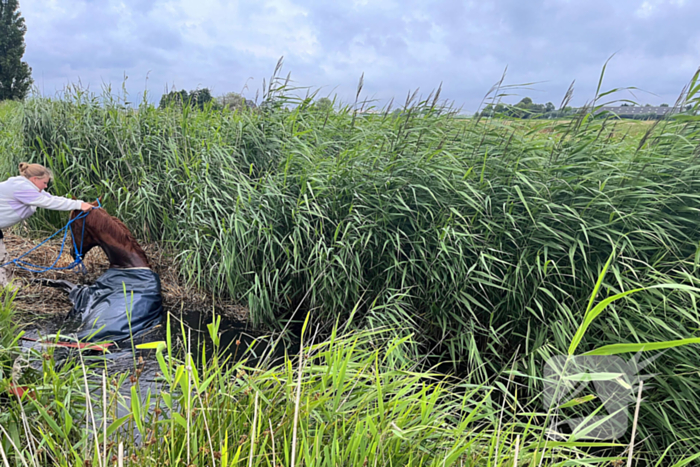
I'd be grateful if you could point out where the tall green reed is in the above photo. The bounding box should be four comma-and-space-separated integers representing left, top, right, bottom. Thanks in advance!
0, 289, 647, 467
2, 68, 700, 459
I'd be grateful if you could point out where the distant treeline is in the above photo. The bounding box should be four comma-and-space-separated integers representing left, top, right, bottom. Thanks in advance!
479, 97, 695, 120
159, 88, 257, 111
479, 97, 559, 119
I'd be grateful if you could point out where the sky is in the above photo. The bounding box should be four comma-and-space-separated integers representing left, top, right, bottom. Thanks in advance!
19, 0, 700, 112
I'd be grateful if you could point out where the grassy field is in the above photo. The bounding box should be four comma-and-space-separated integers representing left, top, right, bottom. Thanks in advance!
475, 117, 659, 145
1, 73, 700, 464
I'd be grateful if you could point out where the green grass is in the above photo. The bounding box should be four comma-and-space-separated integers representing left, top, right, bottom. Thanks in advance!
0, 69, 700, 462
0, 101, 21, 174
0, 288, 21, 383
3, 271, 700, 466
0, 100, 20, 118
0, 290, 623, 467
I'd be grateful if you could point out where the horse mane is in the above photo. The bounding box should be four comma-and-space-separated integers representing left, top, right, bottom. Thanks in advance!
87, 209, 148, 257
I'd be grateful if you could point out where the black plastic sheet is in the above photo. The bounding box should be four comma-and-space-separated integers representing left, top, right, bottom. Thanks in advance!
68, 268, 163, 342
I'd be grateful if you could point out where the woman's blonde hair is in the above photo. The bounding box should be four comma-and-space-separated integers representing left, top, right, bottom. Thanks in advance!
19, 162, 53, 181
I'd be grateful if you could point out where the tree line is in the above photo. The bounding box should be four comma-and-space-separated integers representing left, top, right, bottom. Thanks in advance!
480, 97, 571, 119
158, 88, 258, 111
480, 98, 697, 120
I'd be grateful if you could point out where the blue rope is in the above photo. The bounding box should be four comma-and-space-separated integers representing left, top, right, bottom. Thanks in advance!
1, 201, 101, 274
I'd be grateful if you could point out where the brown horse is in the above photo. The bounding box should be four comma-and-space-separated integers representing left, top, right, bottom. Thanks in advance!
37, 202, 163, 342
68, 201, 151, 269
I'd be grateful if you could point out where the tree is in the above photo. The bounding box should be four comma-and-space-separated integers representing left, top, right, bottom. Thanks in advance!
0, 0, 33, 100
480, 104, 493, 117
189, 88, 214, 109
511, 97, 545, 119
482, 98, 556, 119
159, 89, 189, 109
217, 92, 253, 111
480, 102, 506, 117
159, 88, 216, 110
315, 97, 333, 112
660, 103, 669, 107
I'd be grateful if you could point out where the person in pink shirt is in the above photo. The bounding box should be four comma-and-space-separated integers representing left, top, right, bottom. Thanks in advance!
0, 162, 92, 288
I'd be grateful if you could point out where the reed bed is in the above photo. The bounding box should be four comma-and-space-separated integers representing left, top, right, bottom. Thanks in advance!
0, 291, 621, 467
3, 271, 700, 466
1, 69, 700, 461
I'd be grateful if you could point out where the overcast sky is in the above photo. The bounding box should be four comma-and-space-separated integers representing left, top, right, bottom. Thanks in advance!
19, 0, 700, 112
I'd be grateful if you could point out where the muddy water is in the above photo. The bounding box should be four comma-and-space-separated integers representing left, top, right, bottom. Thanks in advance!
21, 308, 300, 379
16, 308, 300, 442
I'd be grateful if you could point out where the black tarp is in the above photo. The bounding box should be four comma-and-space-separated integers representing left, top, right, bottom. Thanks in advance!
68, 268, 163, 342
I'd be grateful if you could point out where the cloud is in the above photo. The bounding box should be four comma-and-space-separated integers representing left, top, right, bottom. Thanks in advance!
636, 0, 687, 18
18, 0, 700, 111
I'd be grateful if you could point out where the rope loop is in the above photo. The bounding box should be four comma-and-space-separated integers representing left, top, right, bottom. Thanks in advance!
0, 200, 101, 274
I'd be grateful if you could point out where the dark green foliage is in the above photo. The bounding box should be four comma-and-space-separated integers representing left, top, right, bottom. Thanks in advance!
158, 89, 188, 109
0, 0, 32, 100
217, 91, 255, 111
159, 87, 216, 110
481, 97, 558, 119
315, 97, 333, 112
189, 88, 214, 109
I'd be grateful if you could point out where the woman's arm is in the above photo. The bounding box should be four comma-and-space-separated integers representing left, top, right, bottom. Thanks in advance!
13, 190, 85, 211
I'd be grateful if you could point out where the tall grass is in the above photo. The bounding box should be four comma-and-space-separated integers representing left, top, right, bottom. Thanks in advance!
0, 288, 22, 387
0, 101, 22, 171
1, 69, 700, 459
3, 279, 700, 465
0, 291, 623, 466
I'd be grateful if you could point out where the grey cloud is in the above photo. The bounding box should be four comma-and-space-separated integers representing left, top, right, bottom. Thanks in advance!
23, 0, 186, 96
19, 0, 700, 110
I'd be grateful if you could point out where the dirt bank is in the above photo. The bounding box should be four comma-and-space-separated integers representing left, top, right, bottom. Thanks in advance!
2, 229, 249, 324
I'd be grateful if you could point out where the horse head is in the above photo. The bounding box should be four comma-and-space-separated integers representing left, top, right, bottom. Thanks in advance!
69, 199, 101, 260
69, 200, 151, 269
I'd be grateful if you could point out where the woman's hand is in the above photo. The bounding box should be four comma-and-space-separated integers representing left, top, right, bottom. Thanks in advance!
80, 202, 93, 211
